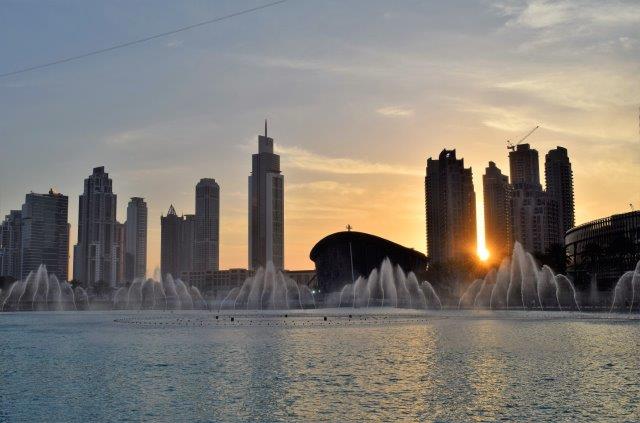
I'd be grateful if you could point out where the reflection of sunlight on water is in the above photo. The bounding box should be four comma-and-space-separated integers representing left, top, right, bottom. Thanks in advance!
1, 312, 640, 421
466, 321, 509, 421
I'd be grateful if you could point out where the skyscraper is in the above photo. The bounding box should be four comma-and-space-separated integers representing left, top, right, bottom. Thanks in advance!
425, 149, 477, 263
0, 210, 22, 279
249, 121, 284, 270
483, 162, 511, 262
193, 179, 219, 272
509, 144, 541, 188
160, 206, 194, 279
114, 221, 126, 284
20, 190, 70, 280
508, 145, 560, 254
545, 147, 575, 237
73, 166, 118, 287
125, 197, 148, 281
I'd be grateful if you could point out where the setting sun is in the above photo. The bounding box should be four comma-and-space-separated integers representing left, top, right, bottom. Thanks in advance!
478, 247, 490, 262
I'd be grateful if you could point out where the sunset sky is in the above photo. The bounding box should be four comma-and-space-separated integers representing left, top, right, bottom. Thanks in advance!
1, 0, 639, 274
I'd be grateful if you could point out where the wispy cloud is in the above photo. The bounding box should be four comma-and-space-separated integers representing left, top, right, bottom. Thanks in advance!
286, 180, 365, 196
166, 40, 183, 48
275, 144, 421, 176
376, 106, 415, 117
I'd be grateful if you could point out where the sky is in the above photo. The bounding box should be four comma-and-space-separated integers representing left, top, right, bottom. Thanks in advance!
1, 0, 639, 274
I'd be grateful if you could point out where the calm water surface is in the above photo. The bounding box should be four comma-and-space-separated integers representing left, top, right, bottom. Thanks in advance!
1, 310, 639, 422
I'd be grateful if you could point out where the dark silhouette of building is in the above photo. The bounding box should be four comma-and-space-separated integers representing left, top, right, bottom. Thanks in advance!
194, 179, 219, 272
249, 121, 284, 270
509, 143, 541, 188
545, 147, 575, 238
0, 210, 22, 279
73, 166, 118, 287
483, 162, 511, 262
310, 231, 428, 294
508, 145, 560, 254
125, 197, 148, 281
565, 210, 639, 292
114, 221, 125, 284
20, 190, 70, 280
161, 205, 195, 279
425, 149, 477, 263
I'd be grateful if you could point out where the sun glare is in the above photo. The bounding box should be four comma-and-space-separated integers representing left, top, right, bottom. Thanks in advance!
478, 247, 490, 262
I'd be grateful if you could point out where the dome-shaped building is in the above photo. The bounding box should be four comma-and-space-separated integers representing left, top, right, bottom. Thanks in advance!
309, 231, 428, 294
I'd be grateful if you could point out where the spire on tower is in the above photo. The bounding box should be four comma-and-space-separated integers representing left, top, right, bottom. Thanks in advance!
167, 204, 176, 216
264, 119, 268, 137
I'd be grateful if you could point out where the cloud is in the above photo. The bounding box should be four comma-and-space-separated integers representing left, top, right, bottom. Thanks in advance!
275, 144, 422, 176
286, 180, 365, 196
499, 0, 640, 29
166, 40, 183, 48
376, 106, 415, 117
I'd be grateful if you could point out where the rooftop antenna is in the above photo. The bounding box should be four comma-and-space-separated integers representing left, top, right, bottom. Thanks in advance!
264, 119, 268, 138
631, 203, 635, 212
346, 224, 352, 232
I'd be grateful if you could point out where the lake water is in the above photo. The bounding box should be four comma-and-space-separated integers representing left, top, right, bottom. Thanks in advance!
1, 310, 639, 422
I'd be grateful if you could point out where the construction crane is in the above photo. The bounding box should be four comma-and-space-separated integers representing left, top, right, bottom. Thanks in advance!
507, 125, 540, 151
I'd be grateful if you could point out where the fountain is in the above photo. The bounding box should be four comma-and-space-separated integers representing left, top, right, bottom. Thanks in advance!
219, 262, 315, 311
112, 274, 207, 310
459, 242, 582, 310
328, 258, 441, 310
1, 265, 77, 311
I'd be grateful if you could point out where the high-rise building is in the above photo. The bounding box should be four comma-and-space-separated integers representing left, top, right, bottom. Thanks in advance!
511, 183, 560, 254
545, 147, 574, 237
193, 179, 219, 272
508, 145, 561, 254
160, 206, 195, 279
114, 221, 126, 285
509, 144, 541, 188
0, 210, 23, 279
483, 162, 511, 262
125, 197, 148, 281
425, 149, 477, 263
249, 121, 284, 270
20, 190, 70, 280
73, 166, 118, 287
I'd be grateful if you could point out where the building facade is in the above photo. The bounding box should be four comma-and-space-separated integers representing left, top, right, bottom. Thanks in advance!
483, 162, 511, 262
20, 190, 70, 280
161, 205, 195, 279
73, 166, 118, 287
310, 231, 428, 294
114, 221, 126, 285
545, 147, 575, 238
249, 121, 284, 270
125, 197, 148, 281
0, 210, 22, 279
425, 149, 477, 263
565, 211, 640, 292
509, 143, 541, 188
508, 144, 564, 254
193, 179, 219, 272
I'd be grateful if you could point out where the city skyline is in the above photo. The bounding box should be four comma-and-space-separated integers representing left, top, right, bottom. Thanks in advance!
1, 1, 639, 273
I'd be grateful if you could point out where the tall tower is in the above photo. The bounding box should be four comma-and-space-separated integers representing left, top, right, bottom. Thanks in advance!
73, 166, 118, 287
20, 190, 70, 280
483, 162, 511, 262
508, 145, 560, 254
161, 205, 195, 279
425, 149, 476, 263
509, 144, 541, 189
249, 120, 284, 270
545, 147, 574, 237
193, 179, 220, 272
125, 197, 148, 281
0, 210, 22, 279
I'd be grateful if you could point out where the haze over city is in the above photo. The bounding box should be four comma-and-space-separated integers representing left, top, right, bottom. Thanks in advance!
1, 0, 639, 273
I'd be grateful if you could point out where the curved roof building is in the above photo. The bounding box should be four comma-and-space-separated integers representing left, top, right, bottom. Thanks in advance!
310, 231, 428, 293
565, 211, 640, 292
